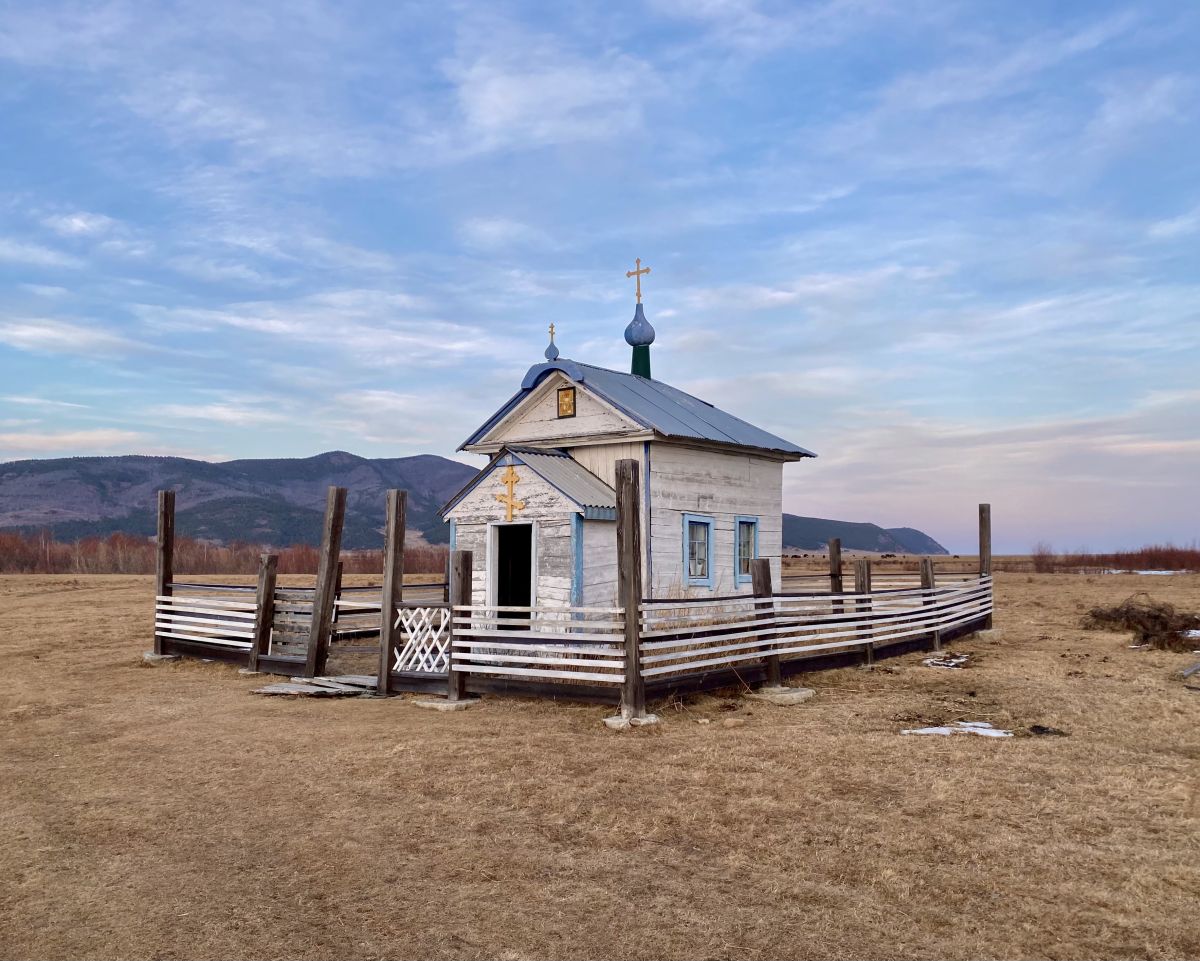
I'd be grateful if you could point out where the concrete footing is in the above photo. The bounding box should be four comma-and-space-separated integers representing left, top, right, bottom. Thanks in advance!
413, 697, 480, 712
745, 686, 815, 706
603, 713, 661, 731
142, 651, 181, 664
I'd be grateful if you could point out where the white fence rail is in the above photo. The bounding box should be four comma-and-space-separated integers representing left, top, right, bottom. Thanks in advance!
639, 577, 993, 678
154, 593, 257, 649
451, 605, 627, 685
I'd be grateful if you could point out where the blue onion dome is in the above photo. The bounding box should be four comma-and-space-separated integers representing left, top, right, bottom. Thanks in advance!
624, 302, 655, 346
544, 323, 560, 360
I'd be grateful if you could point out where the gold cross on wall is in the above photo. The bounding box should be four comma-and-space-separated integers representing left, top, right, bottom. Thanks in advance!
494, 465, 526, 522
625, 257, 651, 304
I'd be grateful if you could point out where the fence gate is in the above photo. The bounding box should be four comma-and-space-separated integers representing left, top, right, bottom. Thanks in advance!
392, 604, 450, 673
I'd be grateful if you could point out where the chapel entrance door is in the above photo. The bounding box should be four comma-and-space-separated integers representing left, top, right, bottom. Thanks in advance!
494, 523, 533, 627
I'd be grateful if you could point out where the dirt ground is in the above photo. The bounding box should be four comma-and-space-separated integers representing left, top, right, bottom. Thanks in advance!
1, 573, 1197, 961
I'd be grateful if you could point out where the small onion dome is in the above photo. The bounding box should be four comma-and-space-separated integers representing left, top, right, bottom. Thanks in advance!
544, 323, 560, 361
624, 303, 655, 347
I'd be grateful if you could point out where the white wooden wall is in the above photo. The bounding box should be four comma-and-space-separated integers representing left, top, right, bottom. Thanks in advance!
484, 373, 640, 447
646, 443, 784, 596
445, 463, 578, 608
581, 518, 618, 607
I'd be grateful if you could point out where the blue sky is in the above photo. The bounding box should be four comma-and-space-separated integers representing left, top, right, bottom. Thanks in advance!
1, 1, 1197, 552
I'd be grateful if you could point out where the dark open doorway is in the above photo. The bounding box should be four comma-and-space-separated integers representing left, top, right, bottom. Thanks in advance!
495, 523, 532, 623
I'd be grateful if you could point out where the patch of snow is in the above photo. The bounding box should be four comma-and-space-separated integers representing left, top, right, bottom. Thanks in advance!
1182, 630, 1200, 639
923, 652, 970, 669
901, 720, 1013, 738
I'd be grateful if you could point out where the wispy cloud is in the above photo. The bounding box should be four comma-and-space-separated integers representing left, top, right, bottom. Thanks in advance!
0, 238, 82, 269
0, 318, 132, 356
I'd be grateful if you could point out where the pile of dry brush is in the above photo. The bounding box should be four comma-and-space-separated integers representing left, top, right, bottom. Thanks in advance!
1082, 592, 1200, 651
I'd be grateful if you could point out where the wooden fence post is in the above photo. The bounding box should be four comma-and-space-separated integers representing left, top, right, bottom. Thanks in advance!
377, 490, 406, 696
919, 556, 940, 652
979, 503, 993, 629
447, 549, 472, 701
153, 490, 175, 655
615, 459, 647, 718
248, 553, 278, 672
854, 558, 873, 666
751, 558, 780, 688
828, 538, 843, 593
305, 486, 347, 678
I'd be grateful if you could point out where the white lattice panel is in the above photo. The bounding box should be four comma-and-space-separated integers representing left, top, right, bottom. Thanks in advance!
392, 607, 450, 673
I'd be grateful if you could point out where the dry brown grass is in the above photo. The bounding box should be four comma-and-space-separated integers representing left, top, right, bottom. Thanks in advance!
1, 572, 1198, 961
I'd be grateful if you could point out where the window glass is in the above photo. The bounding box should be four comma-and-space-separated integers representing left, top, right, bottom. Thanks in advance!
738, 520, 756, 576
688, 520, 709, 579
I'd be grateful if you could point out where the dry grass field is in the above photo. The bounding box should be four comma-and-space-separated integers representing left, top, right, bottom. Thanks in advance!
1, 572, 1198, 961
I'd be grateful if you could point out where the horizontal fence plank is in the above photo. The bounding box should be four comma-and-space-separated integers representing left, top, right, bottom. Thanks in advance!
155, 629, 253, 650
453, 650, 624, 669
453, 664, 625, 684
154, 619, 255, 640
455, 627, 623, 643
454, 604, 623, 615
156, 594, 257, 611
452, 639, 624, 657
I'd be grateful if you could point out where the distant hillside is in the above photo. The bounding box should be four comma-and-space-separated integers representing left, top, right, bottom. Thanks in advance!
0, 451, 948, 555
782, 514, 948, 555
0, 451, 477, 550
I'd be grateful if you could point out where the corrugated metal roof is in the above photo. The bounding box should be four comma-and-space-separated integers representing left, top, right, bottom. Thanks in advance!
439, 446, 616, 520
462, 360, 815, 458
509, 447, 616, 517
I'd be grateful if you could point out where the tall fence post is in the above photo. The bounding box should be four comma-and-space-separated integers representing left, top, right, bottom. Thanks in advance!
615, 459, 647, 719
979, 503, 993, 629
828, 536, 843, 618
248, 553, 278, 672
828, 538, 843, 593
854, 558, 873, 666
919, 556, 940, 652
153, 490, 175, 655
751, 558, 780, 688
377, 490, 406, 696
447, 549, 472, 701
305, 486, 347, 678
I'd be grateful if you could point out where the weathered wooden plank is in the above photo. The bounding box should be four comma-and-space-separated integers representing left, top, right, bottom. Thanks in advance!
828, 537, 843, 594
751, 557, 780, 687
248, 553, 278, 672
919, 556, 940, 652
304, 486, 347, 678
979, 502, 992, 628
153, 490, 175, 655
615, 458, 646, 716
855, 558, 873, 666
447, 550, 472, 701
377, 489, 406, 696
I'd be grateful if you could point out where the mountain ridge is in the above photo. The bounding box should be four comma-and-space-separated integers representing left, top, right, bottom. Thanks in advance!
0, 451, 947, 554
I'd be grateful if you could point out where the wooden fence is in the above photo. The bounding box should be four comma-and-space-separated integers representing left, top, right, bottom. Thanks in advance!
150, 474, 995, 713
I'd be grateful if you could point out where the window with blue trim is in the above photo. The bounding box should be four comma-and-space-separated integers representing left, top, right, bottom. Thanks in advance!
683, 514, 714, 587
735, 516, 759, 583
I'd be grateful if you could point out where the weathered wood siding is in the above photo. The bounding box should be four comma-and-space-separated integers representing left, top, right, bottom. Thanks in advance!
581, 518, 618, 607
485, 373, 640, 447
444, 461, 579, 608
568, 441, 644, 488
646, 443, 784, 596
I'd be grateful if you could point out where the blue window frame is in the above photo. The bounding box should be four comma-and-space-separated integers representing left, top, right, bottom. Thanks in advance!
735, 516, 759, 584
683, 513, 715, 588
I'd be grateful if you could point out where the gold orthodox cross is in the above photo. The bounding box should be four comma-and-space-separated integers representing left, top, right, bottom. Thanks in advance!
495, 465, 526, 522
625, 257, 651, 303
